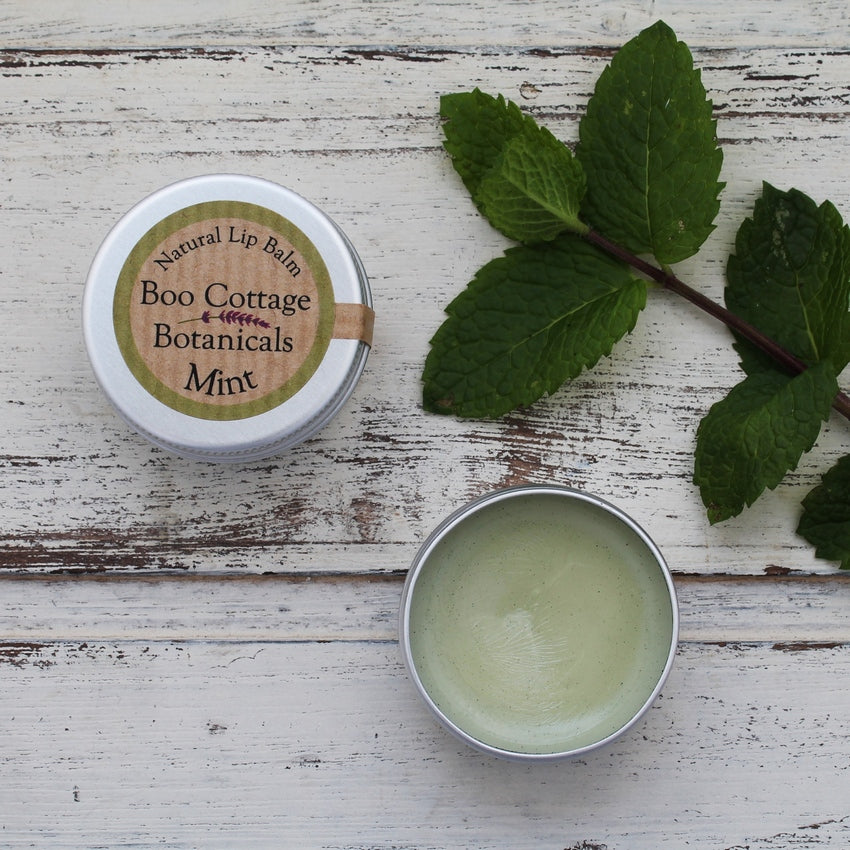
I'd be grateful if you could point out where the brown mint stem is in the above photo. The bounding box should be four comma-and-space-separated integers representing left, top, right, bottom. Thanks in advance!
582, 228, 850, 423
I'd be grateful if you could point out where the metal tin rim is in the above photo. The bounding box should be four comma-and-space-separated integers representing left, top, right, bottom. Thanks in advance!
399, 484, 679, 762
82, 173, 371, 462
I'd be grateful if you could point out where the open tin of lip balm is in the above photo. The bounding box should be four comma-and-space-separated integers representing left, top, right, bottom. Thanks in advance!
83, 174, 373, 462
400, 485, 678, 761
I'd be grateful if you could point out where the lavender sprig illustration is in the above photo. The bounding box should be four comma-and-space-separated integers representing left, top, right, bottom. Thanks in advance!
179, 309, 272, 329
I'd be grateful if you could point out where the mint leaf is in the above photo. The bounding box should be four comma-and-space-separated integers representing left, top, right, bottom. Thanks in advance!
576, 20, 723, 265
422, 235, 645, 417
694, 361, 839, 523
476, 132, 587, 242
727, 183, 850, 372
441, 89, 586, 242
798, 455, 850, 569
441, 90, 527, 195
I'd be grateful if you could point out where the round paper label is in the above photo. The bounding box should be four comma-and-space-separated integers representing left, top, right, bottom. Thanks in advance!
113, 201, 335, 420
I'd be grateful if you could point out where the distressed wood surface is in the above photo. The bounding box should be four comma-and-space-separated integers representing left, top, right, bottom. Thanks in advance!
0, 0, 849, 49
1, 2, 849, 848
2, 640, 849, 849
1, 41, 849, 575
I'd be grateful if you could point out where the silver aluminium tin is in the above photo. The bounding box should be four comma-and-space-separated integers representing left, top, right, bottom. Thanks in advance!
399, 485, 679, 762
83, 174, 373, 462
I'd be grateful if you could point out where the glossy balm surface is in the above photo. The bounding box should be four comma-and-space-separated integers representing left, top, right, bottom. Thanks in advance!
405, 491, 675, 756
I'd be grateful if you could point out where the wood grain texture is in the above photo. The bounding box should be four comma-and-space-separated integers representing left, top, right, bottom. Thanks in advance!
0, 41, 848, 575
1, 4, 849, 847
1, 573, 850, 644
0, 0, 848, 48
1, 639, 849, 849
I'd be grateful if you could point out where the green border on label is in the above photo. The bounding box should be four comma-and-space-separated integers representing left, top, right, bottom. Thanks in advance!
113, 201, 335, 421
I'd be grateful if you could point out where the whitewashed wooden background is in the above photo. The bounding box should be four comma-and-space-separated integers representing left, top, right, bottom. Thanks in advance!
1, 2, 849, 848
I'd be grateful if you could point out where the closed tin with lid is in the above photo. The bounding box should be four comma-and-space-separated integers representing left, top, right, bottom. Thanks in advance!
83, 174, 374, 462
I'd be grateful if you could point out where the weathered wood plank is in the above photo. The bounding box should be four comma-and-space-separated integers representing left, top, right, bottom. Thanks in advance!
0, 639, 847, 849
0, 0, 848, 49
1, 573, 849, 643
2, 45, 848, 145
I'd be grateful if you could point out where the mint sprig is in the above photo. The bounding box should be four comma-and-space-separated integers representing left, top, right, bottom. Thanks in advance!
423, 21, 850, 569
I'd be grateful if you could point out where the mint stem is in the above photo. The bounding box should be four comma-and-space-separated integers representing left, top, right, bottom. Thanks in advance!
583, 228, 850, 422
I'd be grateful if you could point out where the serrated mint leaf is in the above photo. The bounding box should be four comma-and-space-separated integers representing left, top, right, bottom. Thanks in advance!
441, 90, 527, 194
476, 130, 587, 242
441, 89, 586, 242
727, 183, 850, 373
422, 235, 645, 417
798, 455, 850, 569
694, 361, 838, 523
576, 20, 723, 265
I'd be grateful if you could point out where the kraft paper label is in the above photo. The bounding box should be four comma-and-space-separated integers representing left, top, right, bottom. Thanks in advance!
333, 302, 375, 344
113, 200, 362, 421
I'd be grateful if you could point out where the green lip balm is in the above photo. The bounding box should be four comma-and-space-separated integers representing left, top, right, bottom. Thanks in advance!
399, 485, 678, 761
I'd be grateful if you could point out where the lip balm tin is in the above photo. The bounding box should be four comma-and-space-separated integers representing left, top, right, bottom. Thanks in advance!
83, 174, 374, 461
400, 485, 679, 761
